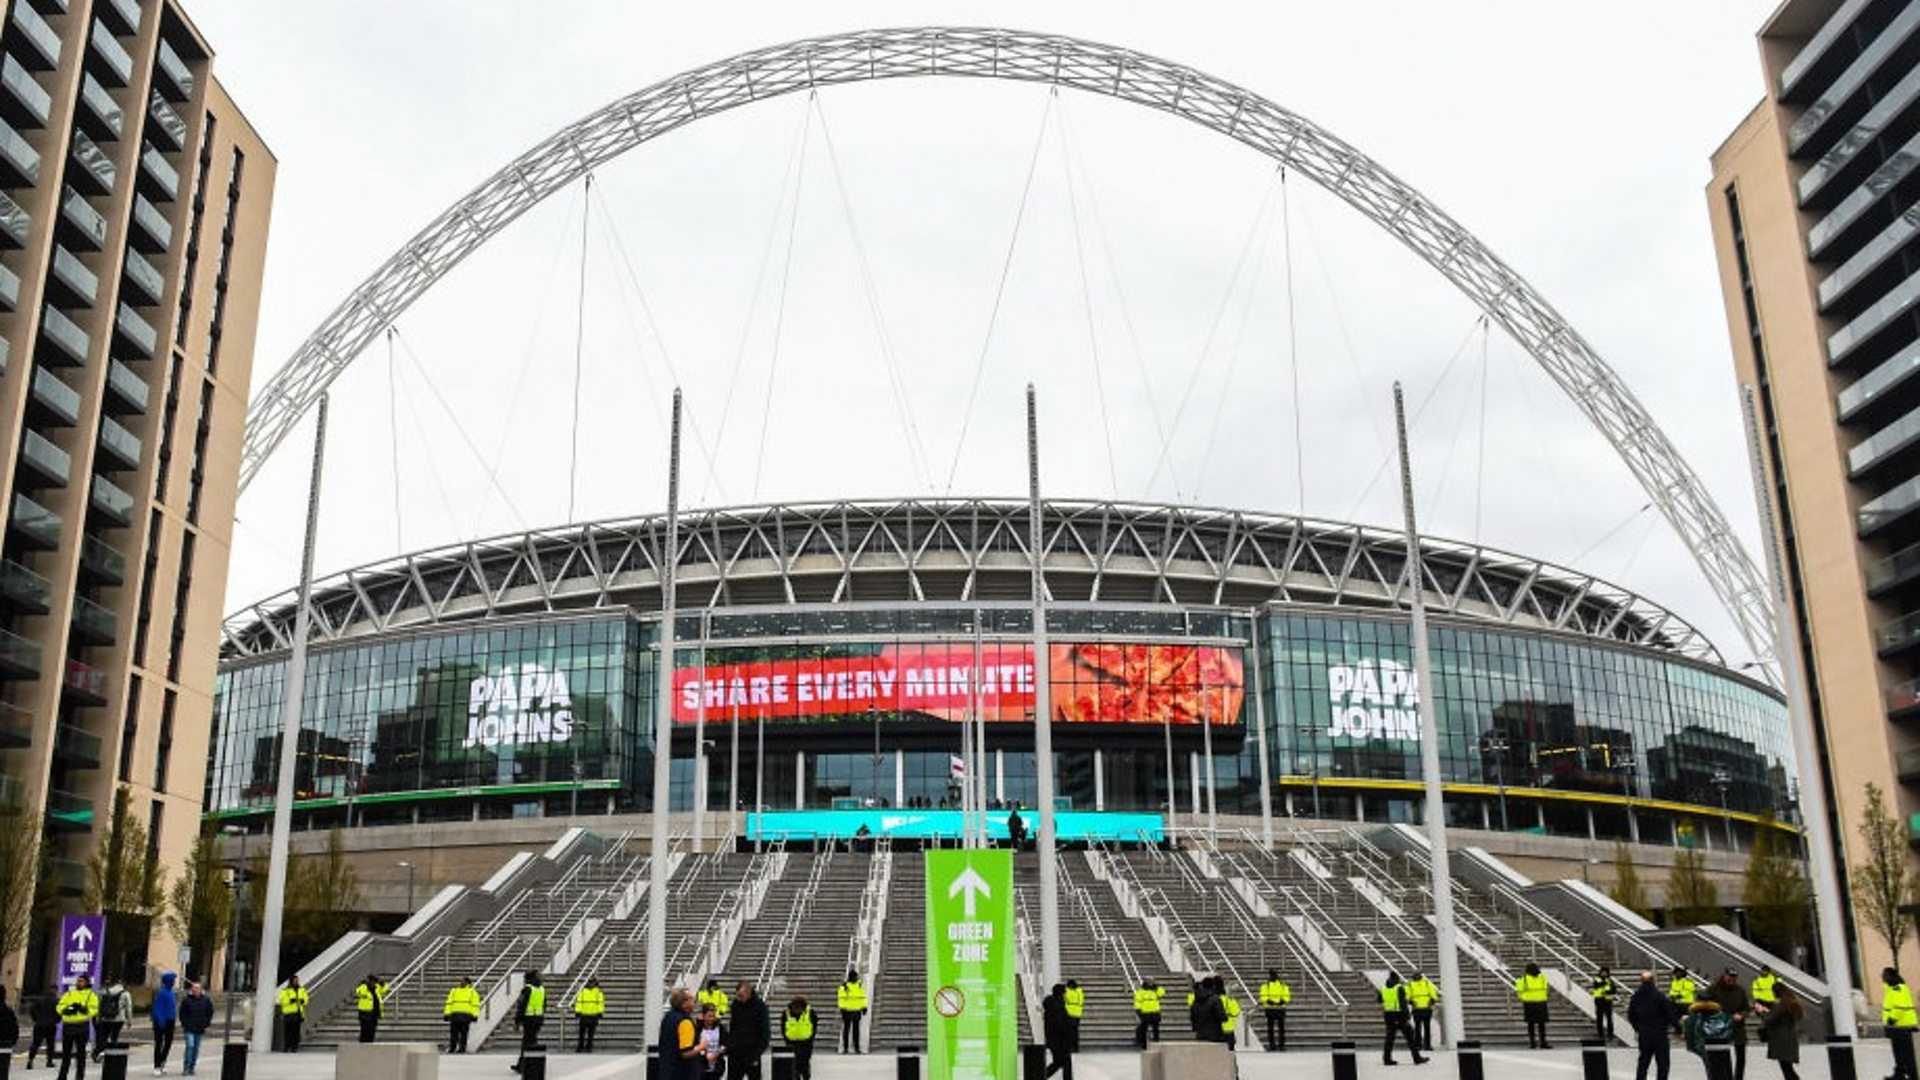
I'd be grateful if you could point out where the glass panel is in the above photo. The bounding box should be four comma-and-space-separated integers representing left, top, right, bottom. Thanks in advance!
130, 193, 170, 252
1788, 2, 1920, 152
1811, 128, 1920, 257
0, 189, 29, 248
71, 593, 115, 642
77, 73, 122, 140
0, 699, 30, 747
38, 304, 88, 365
59, 188, 105, 250
67, 130, 114, 195
105, 358, 147, 410
1779, 0, 1872, 94
1880, 610, 1920, 652
1839, 338, 1920, 420
1860, 474, 1920, 535
9, 3, 61, 69
88, 20, 132, 87
114, 303, 154, 355
49, 245, 98, 307
54, 723, 102, 766
31, 367, 79, 424
121, 248, 163, 303
138, 144, 176, 200
44, 789, 93, 830
10, 493, 60, 548
19, 428, 70, 485
1849, 404, 1920, 474
80, 534, 124, 582
146, 92, 185, 150
0, 260, 20, 310
0, 557, 51, 610
99, 0, 139, 35
0, 54, 51, 126
1800, 63, 1920, 205
97, 414, 139, 468
1820, 205, 1920, 311
90, 473, 132, 524
0, 116, 41, 185
153, 39, 190, 100
0, 624, 41, 674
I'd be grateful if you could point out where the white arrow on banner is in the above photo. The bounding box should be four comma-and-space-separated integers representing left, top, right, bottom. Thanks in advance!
948, 866, 992, 919
71, 924, 93, 948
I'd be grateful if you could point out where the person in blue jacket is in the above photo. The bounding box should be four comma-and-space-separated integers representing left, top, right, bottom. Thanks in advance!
151, 971, 179, 1075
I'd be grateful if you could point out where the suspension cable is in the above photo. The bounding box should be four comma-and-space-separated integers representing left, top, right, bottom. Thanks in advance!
1195, 169, 1277, 497
1280, 169, 1306, 515
1343, 314, 1487, 522
569, 172, 592, 523
386, 326, 403, 552
812, 93, 937, 494
1421, 320, 1486, 530
390, 327, 530, 530
1054, 90, 1119, 498
1571, 502, 1654, 567
751, 102, 813, 501
1473, 322, 1489, 541
945, 91, 1056, 494
1298, 187, 1393, 470
387, 339, 466, 538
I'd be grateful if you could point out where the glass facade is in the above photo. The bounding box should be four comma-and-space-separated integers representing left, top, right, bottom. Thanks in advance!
206, 604, 1791, 844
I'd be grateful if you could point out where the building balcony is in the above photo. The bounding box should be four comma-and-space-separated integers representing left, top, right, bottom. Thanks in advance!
6, 2, 60, 71
95, 415, 138, 472
52, 723, 100, 769
16, 428, 69, 488
28, 367, 78, 427
136, 144, 176, 201
0, 54, 50, 129
0, 260, 19, 311
66, 130, 115, 197
44, 789, 93, 832
1799, 63, 1920, 209
129, 192, 169, 253
146, 91, 184, 151
36, 304, 88, 367
1882, 609, 1920, 657
0, 625, 40, 678
9, 493, 59, 549
102, 358, 145, 414
0, 558, 50, 614
120, 249, 162, 306
1861, 475, 1920, 538
45, 856, 85, 894
62, 655, 106, 704
69, 594, 114, 646
20, 0, 67, 16
75, 73, 120, 143
113, 302, 154, 357
86, 20, 131, 88
0, 189, 29, 249
58, 187, 105, 252
153, 39, 191, 101
77, 534, 123, 585
88, 473, 132, 527
1894, 679, 1920, 721
0, 699, 29, 749
97, 0, 139, 36
46, 245, 98, 309
0, 116, 39, 187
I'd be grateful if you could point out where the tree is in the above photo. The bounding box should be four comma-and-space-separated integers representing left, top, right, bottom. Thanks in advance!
1667, 846, 1723, 926
1607, 842, 1653, 920
0, 803, 49, 965
1850, 782, 1920, 962
1744, 816, 1811, 957
162, 829, 231, 983
286, 828, 361, 956
84, 786, 166, 981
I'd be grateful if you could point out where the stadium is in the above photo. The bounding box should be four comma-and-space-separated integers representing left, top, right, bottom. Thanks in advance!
206, 496, 1792, 849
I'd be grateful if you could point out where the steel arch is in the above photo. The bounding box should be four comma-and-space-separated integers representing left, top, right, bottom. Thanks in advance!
238, 26, 1777, 669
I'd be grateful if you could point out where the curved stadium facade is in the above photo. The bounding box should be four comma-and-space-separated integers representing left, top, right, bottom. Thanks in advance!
206, 498, 1793, 848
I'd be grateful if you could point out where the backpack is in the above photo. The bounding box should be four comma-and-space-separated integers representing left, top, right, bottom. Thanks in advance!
100, 991, 124, 1022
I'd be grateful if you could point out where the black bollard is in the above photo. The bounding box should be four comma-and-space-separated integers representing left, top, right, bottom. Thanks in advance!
521, 1045, 547, 1080
1704, 1040, 1734, 1080
219, 1041, 247, 1080
771, 1051, 795, 1080
1457, 1040, 1485, 1080
1828, 1035, 1858, 1080
896, 1044, 922, 1080
100, 1043, 129, 1080
1580, 1038, 1608, 1080
1021, 1044, 1049, 1080
1333, 1039, 1358, 1080
645, 1045, 659, 1080
1, 1049, 12, 1080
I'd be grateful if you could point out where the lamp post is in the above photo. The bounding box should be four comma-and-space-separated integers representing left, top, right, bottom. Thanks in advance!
1711, 769, 1734, 850
220, 825, 247, 1044
1485, 734, 1510, 831
396, 861, 416, 913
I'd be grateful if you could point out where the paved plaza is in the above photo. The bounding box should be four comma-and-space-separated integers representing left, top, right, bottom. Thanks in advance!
136, 1042, 1900, 1080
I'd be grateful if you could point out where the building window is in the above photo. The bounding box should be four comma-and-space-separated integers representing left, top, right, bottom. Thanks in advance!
175, 114, 216, 349
118, 674, 142, 781
155, 689, 176, 792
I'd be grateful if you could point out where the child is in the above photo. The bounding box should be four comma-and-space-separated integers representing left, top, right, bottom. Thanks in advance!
699, 1005, 725, 1078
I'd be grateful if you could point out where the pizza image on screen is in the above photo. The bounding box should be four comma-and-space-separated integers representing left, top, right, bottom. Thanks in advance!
1051, 644, 1244, 727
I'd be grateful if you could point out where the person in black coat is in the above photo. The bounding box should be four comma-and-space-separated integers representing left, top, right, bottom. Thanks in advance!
1189, 979, 1227, 1044
725, 981, 771, 1080
1627, 971, 1676, 1080
26, 991, 58, 1068
0, 986, 19, 1052
1042, 984, 1074, 1080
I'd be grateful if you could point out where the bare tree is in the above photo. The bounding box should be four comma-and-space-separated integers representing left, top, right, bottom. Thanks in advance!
1744, 816, 1810, 957
1851, 783, 1920, 961
1608, 842, 1652, 920
162, 829, 232, 982
1667, 846, 1722, 927
0, 805, 47, 963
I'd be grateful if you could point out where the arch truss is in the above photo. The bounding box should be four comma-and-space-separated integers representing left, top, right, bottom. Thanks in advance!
236, 27, 1777, 671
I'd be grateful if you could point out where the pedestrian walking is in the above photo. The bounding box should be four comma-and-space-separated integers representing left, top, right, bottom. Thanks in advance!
1406, 971, 1438, 1052
658, 989, 701, 1080
276, 974, 309, 1053
0, 987, 19, 1059
91, 979, 129, 1060
1886, 968, 1918, 1080
178, 983, 213, 1077
1063, 980, 1084, 1051
354, 973, 385, 1043
726, 980, 769, 1080
570, 977, 603, 1053
55, 975, 99, 1080
27, 990, 58, 1067
150, 971, 178, 1074
1593, 967, 1619, 1043
1707, 969, 1751, 1080
1132, 977, 1164, 1049
1515, 962, 1552, 1049
1007, 809, 1027, 851
835, 970, 867, 1054
444, 976, 481, 1054
781, 997, 815, 1080
1670, 967, 1699, 1009
1758, 986, 1802, 1080
1380, 972, 1427, 1066
508, 971, 546, 1075
1627, 971, 1674, 1080
1043, 984, 1074, 1080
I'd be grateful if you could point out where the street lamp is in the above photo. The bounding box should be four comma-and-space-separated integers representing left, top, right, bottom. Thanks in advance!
220, 825, 247, 1044
396, 861, 416, 913
1484, 734, 1511, 832
1711, 769, 1734, 850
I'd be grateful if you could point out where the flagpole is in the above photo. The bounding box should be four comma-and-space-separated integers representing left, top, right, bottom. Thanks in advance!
644, 389, 682, 1031
1027, 385, 1061, 986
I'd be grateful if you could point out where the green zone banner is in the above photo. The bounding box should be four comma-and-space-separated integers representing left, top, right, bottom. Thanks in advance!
925, 849, 1017, 1080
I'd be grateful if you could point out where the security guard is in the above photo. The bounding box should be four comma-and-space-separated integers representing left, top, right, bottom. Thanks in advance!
1591, 966, 1618, 1042
1133, 978, 1165, 1049
572, 977, 605, 1053
784, 996, 817, 1078
1886, 968, 1917, 1080
277, 975, 311, 1053
836, 969, 868, 1054
1221, 984, 1241, 1050
510, 971, 546, 1075
1406, 971, 1439, 1052
1668, 966, 1698, 1008
353, 974, 387, 1043
443, 976, 482, 1054
55, 976, 99, 1080
1515, 962, 1552, 1049
1750, 966, 1778, 1009
697, 978, 731, 1021
1063, 980, 1085, 1051
1258, 969, 1291, 1051
1380, 973, 1426, 1065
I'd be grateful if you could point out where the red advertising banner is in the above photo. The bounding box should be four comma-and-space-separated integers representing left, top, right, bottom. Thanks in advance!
672, 642, 1243, 727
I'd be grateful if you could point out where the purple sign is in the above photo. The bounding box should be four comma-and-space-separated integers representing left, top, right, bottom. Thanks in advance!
58, 914, 103, 990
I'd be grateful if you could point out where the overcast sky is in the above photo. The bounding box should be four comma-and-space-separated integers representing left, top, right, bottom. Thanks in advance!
194, 1, 1781, 663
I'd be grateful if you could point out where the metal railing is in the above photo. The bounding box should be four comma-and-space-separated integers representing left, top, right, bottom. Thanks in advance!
1275, 930, 1349, 1035
368, 934, 451, 1009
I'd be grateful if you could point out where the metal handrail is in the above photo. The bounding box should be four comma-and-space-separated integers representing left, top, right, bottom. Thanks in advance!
1275, 929, 1348, 1035
1605, 929, 1696, 980
1278, 884, 1350, 942
1488, 881, 1582, 938
475, 889, 532, 942
1417, 885, 1504, 941
1523, 930, 1599, 980
372, 934, 451, 1008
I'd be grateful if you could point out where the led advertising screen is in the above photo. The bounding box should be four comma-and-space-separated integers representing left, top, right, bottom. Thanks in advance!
672, 641, 1244, 727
